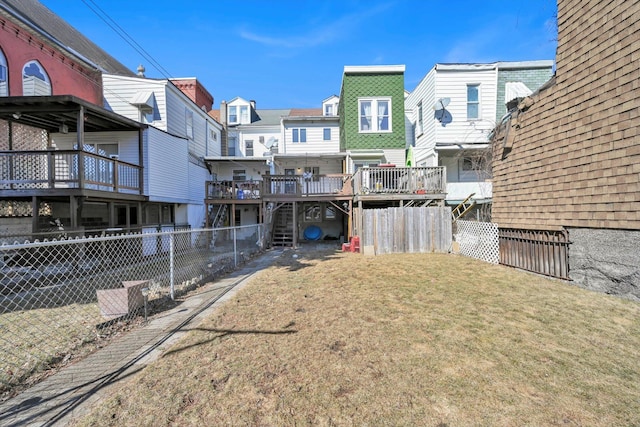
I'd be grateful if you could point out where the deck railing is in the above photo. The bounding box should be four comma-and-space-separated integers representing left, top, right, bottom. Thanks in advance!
0, 150, 142, 194
353, 166, 446, 195
206, 174, 353, 199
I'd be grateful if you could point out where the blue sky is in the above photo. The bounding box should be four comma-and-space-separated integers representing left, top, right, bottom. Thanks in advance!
40, 0, 558, 110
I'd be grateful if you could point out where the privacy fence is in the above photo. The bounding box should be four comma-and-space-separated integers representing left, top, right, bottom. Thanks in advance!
0, 224, 265, 395
358, 206, 452, 255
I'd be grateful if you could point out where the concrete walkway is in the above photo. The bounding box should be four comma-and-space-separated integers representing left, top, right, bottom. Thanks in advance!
0, 249, 284, 426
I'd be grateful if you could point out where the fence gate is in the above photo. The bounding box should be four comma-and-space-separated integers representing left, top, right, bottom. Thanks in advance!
360, 206, 452, 255
499, 228, 570, 279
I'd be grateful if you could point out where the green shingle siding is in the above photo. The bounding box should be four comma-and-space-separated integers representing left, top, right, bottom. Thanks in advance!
339, 72, 406, 151
496, 68, 554, 121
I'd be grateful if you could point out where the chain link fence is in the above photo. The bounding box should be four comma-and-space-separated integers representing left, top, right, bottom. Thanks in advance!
0, 224, 266, 396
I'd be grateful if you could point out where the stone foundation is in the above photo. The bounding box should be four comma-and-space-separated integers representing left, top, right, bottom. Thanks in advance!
568, 228, 640, 301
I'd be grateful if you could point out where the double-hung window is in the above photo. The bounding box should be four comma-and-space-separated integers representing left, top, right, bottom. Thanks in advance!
467, 84, 480, 120
358, 98, 391, 133
245, 140, 254, 156
239, 105, 249, 123
323, 128, 331, 141
292, 128, 307, 143
229, 106, 237, 123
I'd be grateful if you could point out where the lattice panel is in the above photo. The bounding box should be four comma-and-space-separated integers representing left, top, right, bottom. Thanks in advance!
0, 120, 8, 150
11, 123, 48, 151
0, 200, 32, 217
455, 220, 499, 264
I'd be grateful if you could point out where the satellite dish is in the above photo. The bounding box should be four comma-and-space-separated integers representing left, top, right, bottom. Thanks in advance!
432, 97, 450, 111
265, 137, 277, 149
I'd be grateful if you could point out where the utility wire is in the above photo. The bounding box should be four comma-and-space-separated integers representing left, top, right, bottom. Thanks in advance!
79, 0, 174, 79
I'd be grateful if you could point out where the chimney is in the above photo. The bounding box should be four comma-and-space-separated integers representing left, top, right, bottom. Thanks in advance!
220, 100, 227, 124
136, 64, 146, 78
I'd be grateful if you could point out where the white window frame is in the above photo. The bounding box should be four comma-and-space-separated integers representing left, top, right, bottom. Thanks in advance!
417, 102, 423, 135
245, 139, 254, 156
292, 128, 307, 143
185, 109, 194, 139
358, 97, 392, 133
323, 128, 331, 141
228, 105, 238, 123
239, 105, 249, 123
467, 84, 480, 120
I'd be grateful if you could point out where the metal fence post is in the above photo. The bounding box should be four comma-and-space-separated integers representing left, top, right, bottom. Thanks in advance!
170, 232, 175, 300
233, 227, 238, 267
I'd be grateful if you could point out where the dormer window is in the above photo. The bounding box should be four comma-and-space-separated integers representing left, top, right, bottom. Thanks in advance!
324, 104, 334, 116
229, 106, 237, 123
239, 105, 249, 123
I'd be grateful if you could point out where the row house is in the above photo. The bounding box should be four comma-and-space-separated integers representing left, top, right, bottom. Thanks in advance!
0, 0, 221, 241
404, 61, 553, 219
205, 65, 447, 247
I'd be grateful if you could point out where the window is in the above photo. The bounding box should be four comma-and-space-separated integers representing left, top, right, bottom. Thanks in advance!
232, 169, 246, 181
234, 208, 241, 227
292, 128, 307, 143
0, 49, 7, 97
228, 136, 237, 156
324, 104, 333, 116
467, 84, 480, 120
323, 128, 331, 141
303, 204, 322, 222
245, 140, 254, 156
209, 129, 217, 141
22, 60, 51, 95
239, 105, 249, 123
259, 136, 264, 144
304, 166, 320, 182
229, 106, 237, 123
358, 98, 391, 132
185, 109, 194, 139
417, 102, 423, 135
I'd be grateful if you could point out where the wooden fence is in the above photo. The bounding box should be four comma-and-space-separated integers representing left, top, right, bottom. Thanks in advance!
357, 206, 452, 255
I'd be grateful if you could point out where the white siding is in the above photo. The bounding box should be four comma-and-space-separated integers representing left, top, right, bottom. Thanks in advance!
210, 162, 269, 182
145, 127, 189, 203
238, 128, 279, 157
282, 122, 340, 154
274, 157, 343, 175
433, 68, 497, 145
405, 67, 437, 166
103, 74, 168, 130
51, 131, 140, 164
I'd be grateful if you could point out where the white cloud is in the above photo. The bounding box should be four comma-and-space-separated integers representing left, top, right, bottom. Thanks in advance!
239, 2, 393, 50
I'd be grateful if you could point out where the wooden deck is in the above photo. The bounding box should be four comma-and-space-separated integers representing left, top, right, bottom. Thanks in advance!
0, 150, 143, 197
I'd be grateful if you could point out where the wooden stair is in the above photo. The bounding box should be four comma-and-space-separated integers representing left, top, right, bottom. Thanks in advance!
271, 203, 294, 247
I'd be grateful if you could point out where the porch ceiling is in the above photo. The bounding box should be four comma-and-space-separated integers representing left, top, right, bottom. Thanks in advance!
0, 95, 145, 133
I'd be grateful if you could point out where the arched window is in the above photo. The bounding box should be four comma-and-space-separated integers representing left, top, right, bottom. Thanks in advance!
22, 60, 51, 96
0, 48, 8, 97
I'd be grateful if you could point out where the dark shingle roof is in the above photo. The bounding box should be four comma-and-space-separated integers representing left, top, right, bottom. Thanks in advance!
242, 109, 291, 127
0, 0, 134, 76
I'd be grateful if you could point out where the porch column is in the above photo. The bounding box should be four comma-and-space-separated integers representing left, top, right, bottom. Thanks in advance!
138, 129, 144, 194
31, 196, 38, 233
292, 201, 298, 248
69, 196, 78, 230
76, 106, 85, 189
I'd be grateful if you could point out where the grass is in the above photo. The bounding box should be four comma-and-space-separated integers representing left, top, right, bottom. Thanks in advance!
73, 249, 640, 426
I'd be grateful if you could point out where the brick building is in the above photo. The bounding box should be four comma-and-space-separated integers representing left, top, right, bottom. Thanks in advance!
491, 0, 640, 299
